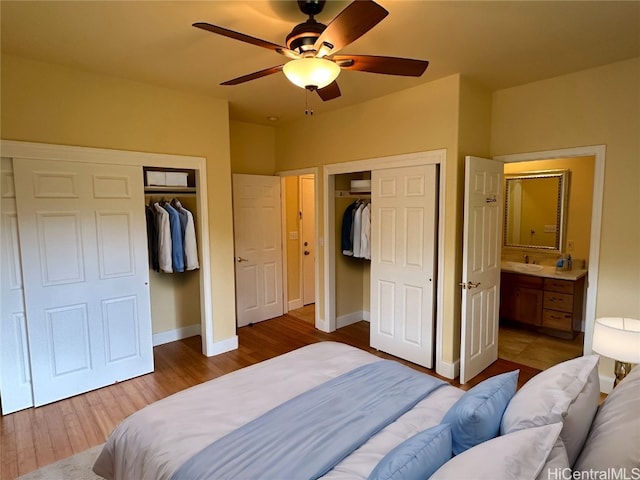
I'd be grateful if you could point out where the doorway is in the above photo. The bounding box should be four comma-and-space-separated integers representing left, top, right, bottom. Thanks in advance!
496, 146, 605, 372
279, 170, 318, 325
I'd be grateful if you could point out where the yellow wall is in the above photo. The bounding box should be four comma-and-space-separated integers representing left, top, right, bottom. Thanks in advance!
229, 121, 276, 175
1, 54, 237, 342
492, 57, 640, 378
504, 157, 595, 262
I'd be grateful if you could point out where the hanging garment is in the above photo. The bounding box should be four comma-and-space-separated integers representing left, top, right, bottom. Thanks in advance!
145, 204, 160, 272
176, 203, 200, 271
163, 203, 185, 273
341, 201, 358, 256
352, 202, 365, 258
360, 203, 371, 260
171, 198, 188, 241
154, 203, 173, 273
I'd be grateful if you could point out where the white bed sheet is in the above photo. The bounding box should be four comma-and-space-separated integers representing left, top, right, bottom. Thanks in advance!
94, 341, 462, 480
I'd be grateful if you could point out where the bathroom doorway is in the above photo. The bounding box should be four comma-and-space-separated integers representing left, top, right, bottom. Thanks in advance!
497, 146, 603, 372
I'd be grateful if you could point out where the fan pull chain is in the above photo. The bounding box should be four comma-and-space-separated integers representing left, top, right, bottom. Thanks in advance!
305, 88, 314, 116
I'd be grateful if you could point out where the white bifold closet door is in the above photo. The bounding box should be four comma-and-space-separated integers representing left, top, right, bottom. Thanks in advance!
1, 158, 32, 413
12, 159, 154, 407
370, 164, 437, 368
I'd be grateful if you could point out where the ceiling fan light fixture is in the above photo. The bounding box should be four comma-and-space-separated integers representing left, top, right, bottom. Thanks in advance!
283, 57, 340, 90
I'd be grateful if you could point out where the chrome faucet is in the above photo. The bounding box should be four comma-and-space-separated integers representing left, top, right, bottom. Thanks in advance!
523, 254, 529, 264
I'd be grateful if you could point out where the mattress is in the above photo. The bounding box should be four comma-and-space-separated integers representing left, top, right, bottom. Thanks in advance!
94, 341, 463, 480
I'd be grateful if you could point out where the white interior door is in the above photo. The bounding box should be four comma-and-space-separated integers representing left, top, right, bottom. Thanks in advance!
460, 156, 504, 384
300, 175, 315, 306
13, 158, 154, 407
370, 164, 437, 368
233, 174, 283, 327
1, 158, 33, 414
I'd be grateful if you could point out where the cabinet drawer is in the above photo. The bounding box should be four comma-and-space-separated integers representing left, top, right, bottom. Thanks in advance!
543, 309, 573, 331
543, 292, 573, 312
544, 278, 575, 294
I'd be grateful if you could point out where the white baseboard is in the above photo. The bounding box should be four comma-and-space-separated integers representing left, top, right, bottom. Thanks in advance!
362, 310, 370, 322
337, 310, 369, 328
208, 335, 239, 356
153, 324, 201, 346
288, 299, 303, 311
436, 358, 460, 380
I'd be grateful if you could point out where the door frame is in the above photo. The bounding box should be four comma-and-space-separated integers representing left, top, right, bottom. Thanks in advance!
323, 150, 447, 372
0, 140, 218, 357
299, 174, 316, 306
495, 145, 605, 370
277, 168, 319, 323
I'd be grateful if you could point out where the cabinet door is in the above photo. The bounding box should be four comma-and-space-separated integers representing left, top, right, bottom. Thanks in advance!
499, 278, 516, 321
515, 287, 543, 326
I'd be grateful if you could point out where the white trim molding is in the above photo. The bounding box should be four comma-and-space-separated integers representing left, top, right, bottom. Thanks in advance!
288, 299, 304, 311
153, 324, 201, 347
336, 310, 370, 329
438, 359, 460, 380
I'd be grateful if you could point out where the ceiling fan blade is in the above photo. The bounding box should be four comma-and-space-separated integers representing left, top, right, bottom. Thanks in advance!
313, 0, 388, 57
316, 81, 341, 101
193, 23, 299, 59
221, 65, 284, 86
332, 54, 429, 77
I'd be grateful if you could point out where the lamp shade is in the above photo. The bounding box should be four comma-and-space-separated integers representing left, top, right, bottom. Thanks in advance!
283, 58, 341, 90
592, 317, 640, 364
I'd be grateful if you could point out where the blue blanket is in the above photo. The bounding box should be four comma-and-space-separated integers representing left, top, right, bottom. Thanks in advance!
171, 360, 446, 480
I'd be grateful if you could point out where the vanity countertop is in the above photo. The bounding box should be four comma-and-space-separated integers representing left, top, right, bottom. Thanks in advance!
500, 261, 587, 281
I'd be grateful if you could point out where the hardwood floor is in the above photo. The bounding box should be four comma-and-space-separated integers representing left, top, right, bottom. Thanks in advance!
1, 314, 540, 479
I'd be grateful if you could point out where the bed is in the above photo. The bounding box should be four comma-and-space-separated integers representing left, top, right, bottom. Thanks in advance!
93, 341, 639, 480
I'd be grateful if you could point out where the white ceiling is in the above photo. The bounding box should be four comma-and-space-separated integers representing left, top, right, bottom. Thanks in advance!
2, 1, 639, 125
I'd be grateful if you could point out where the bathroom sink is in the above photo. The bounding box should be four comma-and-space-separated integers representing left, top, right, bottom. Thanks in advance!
501, 261, 544, 273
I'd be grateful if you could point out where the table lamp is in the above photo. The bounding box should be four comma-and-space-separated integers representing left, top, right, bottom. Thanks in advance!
592, 317, 640, 387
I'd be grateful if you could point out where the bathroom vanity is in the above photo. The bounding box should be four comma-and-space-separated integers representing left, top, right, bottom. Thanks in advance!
499, 262, 587, 338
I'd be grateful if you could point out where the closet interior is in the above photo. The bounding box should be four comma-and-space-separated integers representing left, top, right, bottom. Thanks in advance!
334, 171, 371, 328
143, 167, 201, 341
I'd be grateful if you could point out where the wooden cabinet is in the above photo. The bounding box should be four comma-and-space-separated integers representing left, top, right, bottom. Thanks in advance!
542, 277, 586, 335
500, 273, 544, 326
500, 272, 586, 337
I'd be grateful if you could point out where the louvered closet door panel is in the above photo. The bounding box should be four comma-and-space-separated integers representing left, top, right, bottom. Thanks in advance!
13, 159, 153, 407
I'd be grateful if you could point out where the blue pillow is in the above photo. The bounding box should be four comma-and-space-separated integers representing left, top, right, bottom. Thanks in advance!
367, 424, 452, 480
441, 370, 518, 455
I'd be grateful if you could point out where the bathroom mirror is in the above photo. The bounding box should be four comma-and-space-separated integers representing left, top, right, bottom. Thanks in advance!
504, 169, 570, 252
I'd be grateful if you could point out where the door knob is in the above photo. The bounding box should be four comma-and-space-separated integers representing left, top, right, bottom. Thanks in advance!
236, 256, 248, 263
304, 251, 310, 256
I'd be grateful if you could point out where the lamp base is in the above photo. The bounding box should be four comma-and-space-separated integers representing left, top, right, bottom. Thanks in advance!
614, 361, 633, 387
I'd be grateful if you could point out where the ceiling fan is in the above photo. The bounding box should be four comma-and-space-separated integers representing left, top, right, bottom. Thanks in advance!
193, 0, 429, 101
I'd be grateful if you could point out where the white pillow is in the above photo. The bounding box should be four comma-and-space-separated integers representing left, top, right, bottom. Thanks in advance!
536, 438, 570, 480
500, 355, 599, 465
574, 363, 640, 471
430, 423, 563, 480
